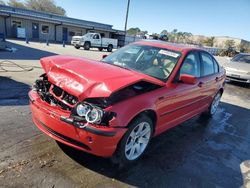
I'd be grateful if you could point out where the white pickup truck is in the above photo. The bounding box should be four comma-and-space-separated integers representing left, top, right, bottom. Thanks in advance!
71, 33, 117, 52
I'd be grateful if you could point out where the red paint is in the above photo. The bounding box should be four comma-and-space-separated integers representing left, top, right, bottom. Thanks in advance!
30, 41, 226, 157
180, 74, 197, 85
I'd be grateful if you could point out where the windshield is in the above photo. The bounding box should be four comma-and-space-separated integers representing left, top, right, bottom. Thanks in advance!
102, 44, 181, 81
231, 54, 250, 64
83, 33, 94, 38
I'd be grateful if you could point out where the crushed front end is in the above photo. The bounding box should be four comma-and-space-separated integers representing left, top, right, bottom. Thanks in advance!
29, 74, 127, 157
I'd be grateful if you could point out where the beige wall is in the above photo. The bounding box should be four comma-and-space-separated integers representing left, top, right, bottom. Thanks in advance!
2, 16, 112, 42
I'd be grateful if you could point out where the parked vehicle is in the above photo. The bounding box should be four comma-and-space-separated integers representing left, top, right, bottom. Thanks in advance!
224, 53, 250, 83
159, 34, 168, 41
29, 41, 225, 164
71, 33, 117, 52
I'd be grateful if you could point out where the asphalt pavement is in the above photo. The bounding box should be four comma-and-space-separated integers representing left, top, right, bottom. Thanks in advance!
0, 40, 249, 188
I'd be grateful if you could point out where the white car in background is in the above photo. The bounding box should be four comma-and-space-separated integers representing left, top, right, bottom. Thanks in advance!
71, 33, 117, 52
224, 53, 250, 84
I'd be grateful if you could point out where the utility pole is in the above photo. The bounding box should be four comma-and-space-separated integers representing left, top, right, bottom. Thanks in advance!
124, 0, 130, 36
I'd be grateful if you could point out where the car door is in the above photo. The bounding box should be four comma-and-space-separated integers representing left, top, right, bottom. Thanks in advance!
156, 51, 204, 133
92, 34, 101, 47
198, 51, 220, 108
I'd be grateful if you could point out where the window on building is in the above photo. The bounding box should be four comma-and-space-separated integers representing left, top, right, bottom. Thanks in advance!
41, 25, 49, 34
69, 31, 75, 36
12, 21, 22, 28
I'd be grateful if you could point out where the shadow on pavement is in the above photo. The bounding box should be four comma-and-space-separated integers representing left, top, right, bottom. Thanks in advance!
226, 80, 250, 88
0, 41, 57, 60
58, 101, 250, 188
0, 76, 30, 106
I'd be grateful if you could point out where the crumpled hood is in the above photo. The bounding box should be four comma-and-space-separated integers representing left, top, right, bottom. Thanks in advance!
40, 55, 164, 100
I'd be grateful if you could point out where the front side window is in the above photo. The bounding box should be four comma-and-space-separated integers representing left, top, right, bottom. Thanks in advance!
201, 52, 214, 76
41, 25, 49, 34
180, 52, 200, 77
94, 34, 100, 39
102, 44, 181, 81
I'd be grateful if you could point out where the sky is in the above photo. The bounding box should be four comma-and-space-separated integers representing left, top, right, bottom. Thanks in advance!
27, 0, 250, 41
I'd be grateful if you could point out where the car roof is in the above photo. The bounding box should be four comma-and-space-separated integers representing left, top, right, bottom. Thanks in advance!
134, 40, 202, 52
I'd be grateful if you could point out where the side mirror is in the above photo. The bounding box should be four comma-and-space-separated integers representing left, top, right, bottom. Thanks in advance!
179, 74, 197, 85
102, 54, 108, 59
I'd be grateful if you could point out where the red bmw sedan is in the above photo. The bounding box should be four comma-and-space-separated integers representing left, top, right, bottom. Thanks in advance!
29, 41, 225, 163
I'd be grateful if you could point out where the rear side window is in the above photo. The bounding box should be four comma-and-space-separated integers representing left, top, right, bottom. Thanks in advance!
201, 52, 214, 76
213, 58, 219, 73
180, 52, 200, 77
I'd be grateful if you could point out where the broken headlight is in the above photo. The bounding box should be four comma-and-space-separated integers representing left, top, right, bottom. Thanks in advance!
76, 103, 104, 124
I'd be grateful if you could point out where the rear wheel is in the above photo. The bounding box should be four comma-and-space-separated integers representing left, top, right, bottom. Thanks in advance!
107, 44, 113, 52
112, 115, 153, 165
98, 47, 103, 51
203, 92, 222, 117
84, 42, 90, 50
74, 45, 80, 49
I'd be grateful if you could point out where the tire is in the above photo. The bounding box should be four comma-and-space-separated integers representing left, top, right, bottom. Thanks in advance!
112, 115, 153, 165
98, 47, 103, 51
74, 45, 80, 49
203, 92, 222, 118
84, 42, 90, 50
107, 44, 113, 52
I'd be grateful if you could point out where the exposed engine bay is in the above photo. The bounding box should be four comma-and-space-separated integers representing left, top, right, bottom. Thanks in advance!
34, 73, 162, 126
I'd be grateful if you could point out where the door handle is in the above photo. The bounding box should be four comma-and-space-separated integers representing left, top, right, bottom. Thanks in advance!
158, 96, 165, 100
198, 82, 204, 87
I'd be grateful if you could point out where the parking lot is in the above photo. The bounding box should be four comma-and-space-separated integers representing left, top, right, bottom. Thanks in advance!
0, 40, 250, 188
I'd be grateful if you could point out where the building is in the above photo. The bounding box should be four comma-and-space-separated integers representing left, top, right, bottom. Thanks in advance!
0, 5, 125, 44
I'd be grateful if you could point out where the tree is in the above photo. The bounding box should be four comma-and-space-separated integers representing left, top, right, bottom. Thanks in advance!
237, 42, 249, 53
0, 0, 5, 5
126, 27, 140, 36
202, 37, 215, 47
8, 0, 25, 8
225, 40, 235, 49
26, 0, 66, 16
126, 27, 147, 36
160, 30, 168, 35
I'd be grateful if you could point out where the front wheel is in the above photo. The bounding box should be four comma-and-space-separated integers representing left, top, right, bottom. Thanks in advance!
74, 45, 80, 49
84, 42, 90, 50
112, 115, 153, 165
98, 47, 103, 51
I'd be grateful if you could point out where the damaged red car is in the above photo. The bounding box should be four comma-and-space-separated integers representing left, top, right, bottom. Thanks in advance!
29, 41, 225, 163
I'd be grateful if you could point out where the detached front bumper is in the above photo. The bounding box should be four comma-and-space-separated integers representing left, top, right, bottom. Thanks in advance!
29, 90, 127, 157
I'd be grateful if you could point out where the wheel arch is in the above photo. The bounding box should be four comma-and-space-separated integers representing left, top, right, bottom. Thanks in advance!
125, 109, 157, 134
219, 87, 224, 95
84, 41, 91, 46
